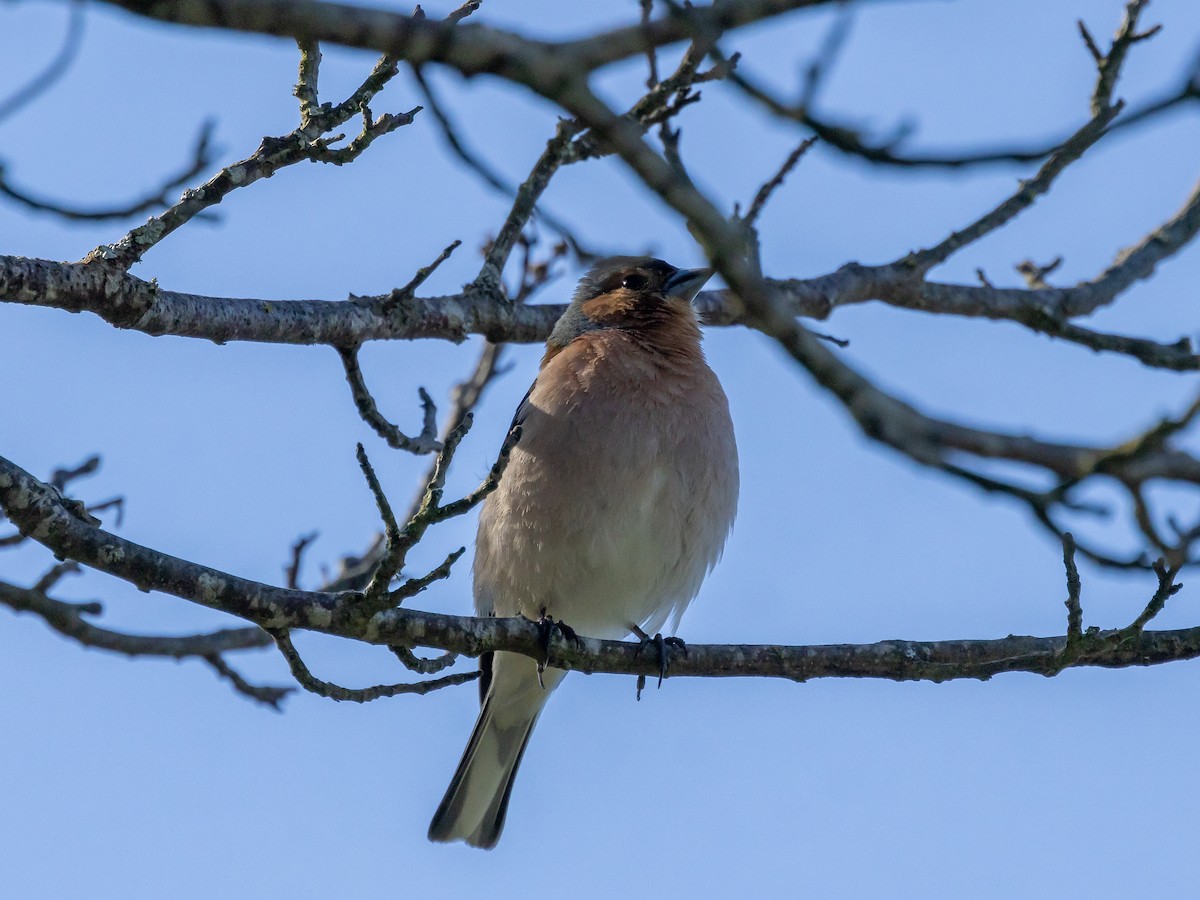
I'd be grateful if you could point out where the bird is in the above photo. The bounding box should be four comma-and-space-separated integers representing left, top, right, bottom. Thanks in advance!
427, 256, 739, 849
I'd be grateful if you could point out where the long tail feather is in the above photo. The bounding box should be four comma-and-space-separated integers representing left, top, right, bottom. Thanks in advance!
428, 652, 562, 848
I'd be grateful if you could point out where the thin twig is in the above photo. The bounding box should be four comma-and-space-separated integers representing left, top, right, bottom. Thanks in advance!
87, 45, 416, 267
910, 100, 1124, 270
446, 1, 482, 24
433, 419, 521, 520
285, 531, 319, 590
639, 0, 660, 89
338, 348, 441, 454
0, 122, 217, 222
293, 39, 322, 123
271, 628, 477, 702
0, 579, 273, 658
409, 66, 594, 261
1016, 256, 1064, 289
1124, 559, 1182, 634
355, 443, 404, 605
743, 136, 817, 230
32, 561, 82, 595
1062, 533, 1083, 641
390, 644, 459, 674
475, 119, 582, 291
719, 3, 1190, 172
798, 5, 854, 111
84, 496, 125, 526
50, 456, 100, 490
202, 654, 294, 709
0, 0, 85, 124
386, 238, 461, 309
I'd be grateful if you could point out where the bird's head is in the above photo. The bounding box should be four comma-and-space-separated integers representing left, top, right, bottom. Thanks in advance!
544, 257, 713, 362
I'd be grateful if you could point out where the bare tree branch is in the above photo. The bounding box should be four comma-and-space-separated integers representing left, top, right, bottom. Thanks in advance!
723, 11, 1198, 171
3, 450, 1200, 684
908, 4, 1149, 273
0, 579, 272, 657
740, 137, 817, 231
285, 532, 319, 590
335, 236, 564, 592
1, 456, 121, 549
8, 157, 1197, 364
387, 238, 462, 309
391, 643, 458, 674
1061, 534, 1084, 644
270, 627, 477, 701
85, 43, 418, 268
475, 119, 582, 291
0, 122, 218, 222
96, 0, 833, 77
2, 567, 290, 708
0, 0, 85, 124
409, 68, 595, 263
202, 654, 294, 709
338, 349, 442, 455
50, 455, 100, 491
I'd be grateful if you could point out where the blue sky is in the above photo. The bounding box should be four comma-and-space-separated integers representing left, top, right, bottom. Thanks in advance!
3, 1, 1200, 896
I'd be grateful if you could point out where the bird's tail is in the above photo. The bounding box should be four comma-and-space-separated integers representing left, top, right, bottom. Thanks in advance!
428, 651, 563, 849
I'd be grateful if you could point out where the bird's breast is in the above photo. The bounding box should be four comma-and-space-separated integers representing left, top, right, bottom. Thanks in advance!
473, 334, 738, 638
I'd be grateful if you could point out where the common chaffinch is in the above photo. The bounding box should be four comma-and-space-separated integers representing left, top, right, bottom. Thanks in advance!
428, 256, 739, 848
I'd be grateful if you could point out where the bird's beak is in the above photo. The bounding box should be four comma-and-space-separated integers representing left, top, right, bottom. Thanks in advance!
662, 267, 713, 304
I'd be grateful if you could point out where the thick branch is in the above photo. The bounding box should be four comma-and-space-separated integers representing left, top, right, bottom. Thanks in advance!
8, 172, 1199, 367
99, 0, 830, 78
6, 252, 1200, 491
4, 451, 1200, 684
0, 254, 562, 341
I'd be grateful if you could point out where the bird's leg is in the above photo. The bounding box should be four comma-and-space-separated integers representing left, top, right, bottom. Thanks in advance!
533, 613, 580, 688
630, 624, 688, 700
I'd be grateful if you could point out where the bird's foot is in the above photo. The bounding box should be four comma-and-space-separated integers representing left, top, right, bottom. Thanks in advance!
631, 626, 688, 700
534, 615, 580, 688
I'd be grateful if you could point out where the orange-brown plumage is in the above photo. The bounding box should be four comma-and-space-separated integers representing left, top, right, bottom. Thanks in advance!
540, 256, 706, 367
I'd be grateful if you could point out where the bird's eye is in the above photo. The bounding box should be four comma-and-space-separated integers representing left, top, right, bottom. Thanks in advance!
621, 273, 648, 291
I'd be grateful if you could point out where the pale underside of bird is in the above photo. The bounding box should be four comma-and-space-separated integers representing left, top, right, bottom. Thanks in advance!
428, 257, 739, 848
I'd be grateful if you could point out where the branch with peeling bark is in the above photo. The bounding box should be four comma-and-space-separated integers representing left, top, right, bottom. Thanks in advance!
0, 456, 286, 706
2, 452, 1198, 690
7, 166, 1199, 358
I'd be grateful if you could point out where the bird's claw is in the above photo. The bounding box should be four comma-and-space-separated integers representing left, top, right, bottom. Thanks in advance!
633, 631, 688, 700
534, 615, 579, 688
